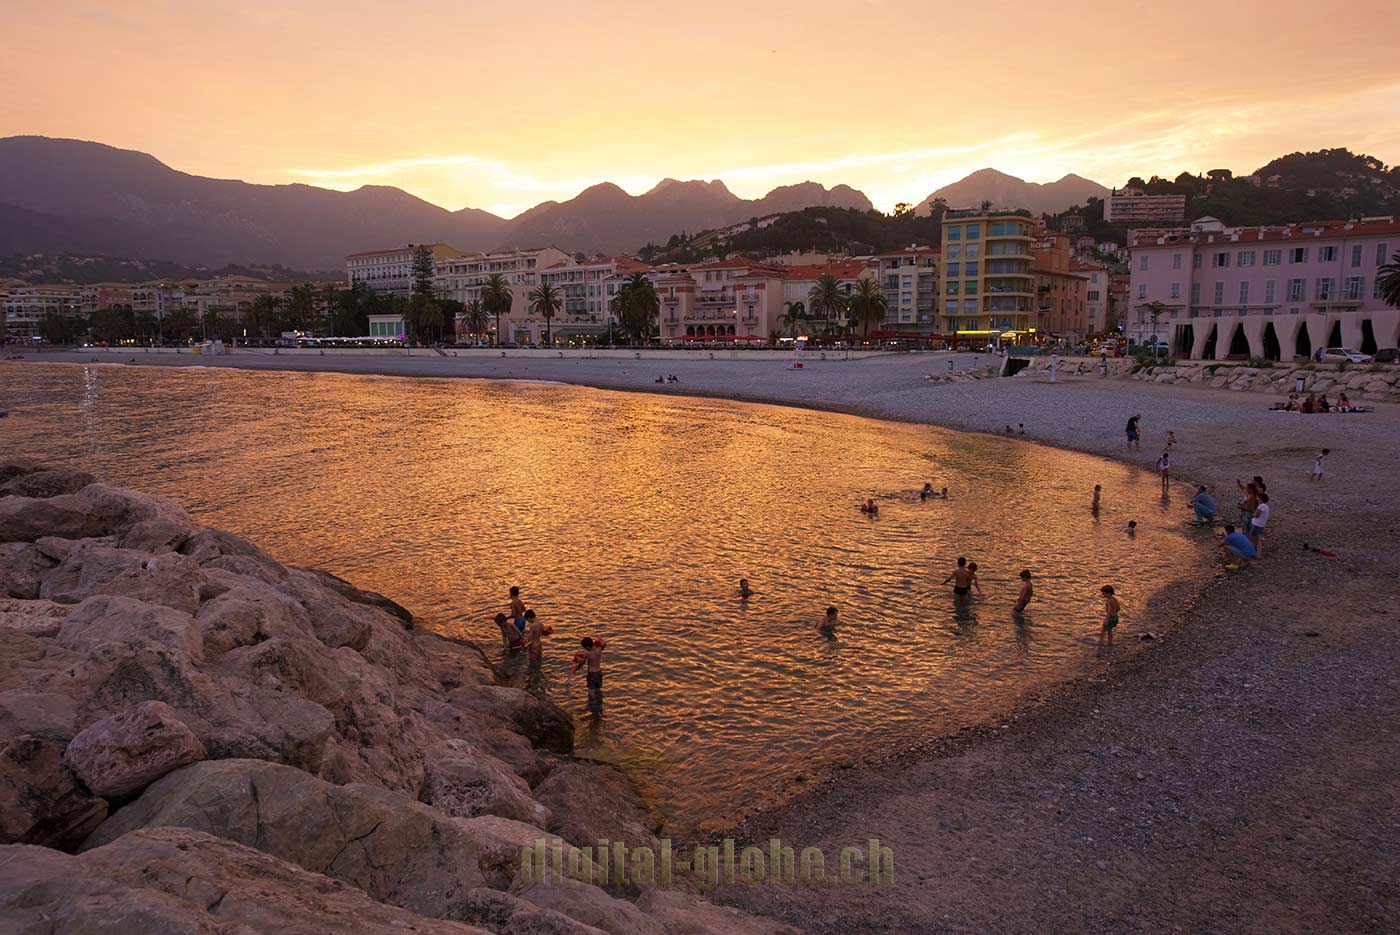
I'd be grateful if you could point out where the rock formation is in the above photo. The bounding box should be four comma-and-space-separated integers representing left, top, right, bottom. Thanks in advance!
0, 459, 796, 935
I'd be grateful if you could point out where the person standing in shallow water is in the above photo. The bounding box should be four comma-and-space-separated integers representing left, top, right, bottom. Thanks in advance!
1014, 570, 1034, 614
943, 557, 974, 607
1125, 414, 1142, 450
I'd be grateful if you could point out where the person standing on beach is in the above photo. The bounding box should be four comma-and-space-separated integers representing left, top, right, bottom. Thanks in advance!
1249, 493, 1270, 555
1014, 570, 1034, 614
1100, 586, 1120, 638
1311, 448, 1329, 482
1157, 451, 1171, 493
1092, 484, 1102, 513
1236, 480, 1260, 530
1125, 414, 1142, 450
943, 557, 974, 606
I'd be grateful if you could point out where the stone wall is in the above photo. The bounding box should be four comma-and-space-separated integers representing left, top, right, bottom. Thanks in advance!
1127, 361, 1400, 403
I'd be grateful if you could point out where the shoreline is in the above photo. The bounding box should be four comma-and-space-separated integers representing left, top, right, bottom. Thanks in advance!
6, 352, 1399, 931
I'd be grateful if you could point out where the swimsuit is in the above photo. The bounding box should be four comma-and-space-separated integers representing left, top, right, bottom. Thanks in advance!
954, 585, 970, 596
586, 670, 603, 691
1105, 614, 1119, 631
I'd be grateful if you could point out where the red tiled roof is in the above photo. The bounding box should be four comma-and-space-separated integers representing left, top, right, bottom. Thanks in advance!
1129, 217, 1400, 248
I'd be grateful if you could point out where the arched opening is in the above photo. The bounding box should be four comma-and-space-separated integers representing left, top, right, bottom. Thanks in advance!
727, 325, 736, 335
1176, 323, 1194, 356
1227, 323, 1251, 358
706, 325, 716, 337
1294, 322, 1312, 359
685, 326, 695, 336
1361, 319, 1377, 354
1201, 324, 1218, 360
1262, 322, 1281, 361
1327, 320, 1342, 349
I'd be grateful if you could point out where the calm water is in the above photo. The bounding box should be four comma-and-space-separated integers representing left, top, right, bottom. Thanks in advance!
0, 363, 1204, 832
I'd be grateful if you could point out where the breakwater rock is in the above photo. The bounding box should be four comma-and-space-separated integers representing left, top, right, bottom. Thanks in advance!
0, 458, 795, 935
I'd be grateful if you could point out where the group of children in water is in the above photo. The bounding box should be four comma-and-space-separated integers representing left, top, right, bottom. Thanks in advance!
494, 586, 606, 703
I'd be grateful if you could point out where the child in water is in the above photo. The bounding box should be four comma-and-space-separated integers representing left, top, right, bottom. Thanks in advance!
1092, 485, 1102, 512
573, 637, 607, 702
495, 613, 525, 652
523, 610, 552, 663
817, 606, 839, 637
1127, 520, 1137, 536
967, 562, 984, 597
738, 577, 754, 599
1015, 570, 1033, 613
861, 498, 878, 514
1100, 585, 1120, 635
509, 586, 526, 633
921, 483, 934, 501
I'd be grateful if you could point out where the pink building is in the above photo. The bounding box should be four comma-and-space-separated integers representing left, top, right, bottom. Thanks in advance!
656, 258, 787, 342
1127, 216, 1400, 359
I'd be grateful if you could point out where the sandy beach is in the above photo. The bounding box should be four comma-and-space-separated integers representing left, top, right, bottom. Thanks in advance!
7, 349, 1399, 932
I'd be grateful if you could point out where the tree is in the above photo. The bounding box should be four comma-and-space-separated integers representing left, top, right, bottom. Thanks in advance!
528, 281, 562, 347
461, 299, 489, 341
480, 274, 513, 346
165, 308, 196, 343
285, 283, 317, 331
414, 298, 444, 345
847, 278, 889, 338
39, 310, 80, 345
1379, 251, 1400, 307
90, 306, 136, 344
780, 300, 808, 337
611, 273, 660, 345
807, 274, 849, 334
411, 246, 436, 300
1146, 300, 1167, 359
247, 294, 282, 339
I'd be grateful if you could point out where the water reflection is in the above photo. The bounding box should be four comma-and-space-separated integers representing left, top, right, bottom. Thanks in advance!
0, 364, 1205, 832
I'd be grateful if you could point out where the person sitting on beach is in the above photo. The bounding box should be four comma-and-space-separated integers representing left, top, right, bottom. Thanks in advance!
572, 637, 607, 702
816, 606, 839, 638
738, 577, 754, 599
1317, 393, 1331, 412
656, 375, 665, 383
1219, 524, 1257, 567
1017, 423, 1026, 435
1190, 486, 1218, 524
943, 557, 974, 605
668, 374, 679, 383
495, 613, 525, 651
1015, 570, 1033, 614
1005, 424, 1015, 435
1101, 585, 1120, 636
860, 499, 878, 514
1338, 392, 1351, 410
1301, 394, 1316, 414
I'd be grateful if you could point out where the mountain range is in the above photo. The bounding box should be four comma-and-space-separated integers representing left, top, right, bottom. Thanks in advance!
0, 137, 877, 269
918, 168, 1110, 215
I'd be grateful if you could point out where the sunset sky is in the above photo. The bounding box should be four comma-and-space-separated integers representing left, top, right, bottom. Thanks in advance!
5, 0, 1400, 218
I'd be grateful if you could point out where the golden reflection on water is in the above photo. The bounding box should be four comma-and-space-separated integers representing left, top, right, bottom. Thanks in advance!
2, 364, 1206, 832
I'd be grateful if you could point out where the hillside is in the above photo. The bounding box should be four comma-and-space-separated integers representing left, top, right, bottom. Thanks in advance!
918, 168, 1109, 214
639, 205, 943, 263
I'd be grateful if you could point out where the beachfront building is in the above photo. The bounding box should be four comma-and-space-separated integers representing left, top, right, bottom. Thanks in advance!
779, 260, 876, 335
939, 209, 1038, 345
1031, 231, 1090, 343
3, 284, 84, 338
656, 257, 787, 343
527, 256, 651, 344
1126, 216, 1400, 358
345, 243, 465, 297
433, 247, 572, 343
1074, 261, 1115, 335
1105, 188, 1187, 225
873, 246, 939, 335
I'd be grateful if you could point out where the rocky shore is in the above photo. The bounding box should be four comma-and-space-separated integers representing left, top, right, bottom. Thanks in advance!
0, 458, 793, 935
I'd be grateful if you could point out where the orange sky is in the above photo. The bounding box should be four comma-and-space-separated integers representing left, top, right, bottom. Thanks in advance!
4, 0, 1399, 217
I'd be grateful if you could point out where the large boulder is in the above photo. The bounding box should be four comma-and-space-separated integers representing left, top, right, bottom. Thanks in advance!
67, 483, 194, 538
0, 543, 53, 599
62, 700, 206, 800
0, 458, 43, 485
533, 763, 662, 856
117, 516, 197, 553
38, 545, 150, 604
0, 466, 97, 499
0, 495, 89, 542
449, 686, 575, 755
514, 881, 667, 935
0, 597, 69, 638
447, 887, 612, 935
0, 734, 107, 849
93, 551, 211, 615
635, 890, 802, 935
420, 739, 551, 826
1, 828, 497, 935
56, 595, 205, 663
299, 566, 415, 628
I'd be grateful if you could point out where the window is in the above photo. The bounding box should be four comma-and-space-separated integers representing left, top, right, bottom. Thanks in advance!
1287, 279, 1305, 301
1193, 253, 1202, 269
1290, 247, 1308, 263
946, 281, 959, 296
1316, 278, 1333, 301
964, 261, 979, 276
1087, 290, 1100, 300
1191, 282, 1201, 304
1318, 246, 1336, 262
1351, 245, 1363, 268
945, 299, 958, 314
1172, 253, 1182, 270
946, 245, 961, 260
1265, 280, 1276, 303
1213, 282, 1224, 304
946, 263, 960, 277
1344, 277, 1363, 300
965, 245, 980, 258
1263, 249, 1281, 265
966, 224, 980, 240
963, 281, 978, 295
1138, 283, 1147, 299
1213, 252, 1230, 268
1378, 243, 1391, 265
1170, 282, 1181, 298
1238, 281, 1249, 304
1238, 251, 1255, 267
1139, 255, 1149, 271
963, 299, 977, 313
947, 227, 961, 241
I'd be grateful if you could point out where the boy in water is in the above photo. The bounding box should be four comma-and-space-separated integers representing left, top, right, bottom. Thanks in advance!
921, 483, 934, 501
967, 562, 984, 597
1157, 451, 1170, 492
1092, 485, 1102, 512
738, 578, 754, 599
1014, 570, 1033, 614
1127, 520, 1137, 536
1311, 448, 1329, 482
943, 557, 974, 605
495, 613, 524, 652
523, 610, 551, 663
508, 586, 527, 633
1100, 585, 1120, 635
573, 637, 607, 702
817, 606, 839, 637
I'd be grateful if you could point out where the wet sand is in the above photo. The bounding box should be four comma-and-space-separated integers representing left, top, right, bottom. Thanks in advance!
9, 349, 1400, 932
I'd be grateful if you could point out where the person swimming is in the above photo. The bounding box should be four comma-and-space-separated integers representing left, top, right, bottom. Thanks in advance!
738, 577, 754, 599
921, 483, 934, 501
860, 498, 879, 514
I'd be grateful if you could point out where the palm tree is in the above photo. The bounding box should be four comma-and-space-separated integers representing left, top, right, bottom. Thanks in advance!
612, 273, 660, 345
780, 300, 807, 337
417, 299, 445, 345
462, 299, 489, 341
1380, 251, 1400, 307
807, 275, 848, 334
528, 282, 563, 347
847, 278, 889, 338
480, 274, 513, 346
248, 294, 282, 339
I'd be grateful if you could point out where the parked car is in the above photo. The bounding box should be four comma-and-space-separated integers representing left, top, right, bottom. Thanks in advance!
1372, 348, 1399, 364
1320, 347, 1372, 363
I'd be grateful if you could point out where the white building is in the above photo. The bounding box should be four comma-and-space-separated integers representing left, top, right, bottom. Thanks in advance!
873, 246, 939, 333
3, 285, 83, 338
346, 243, 464, 297
1105, 188, 1187, 224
